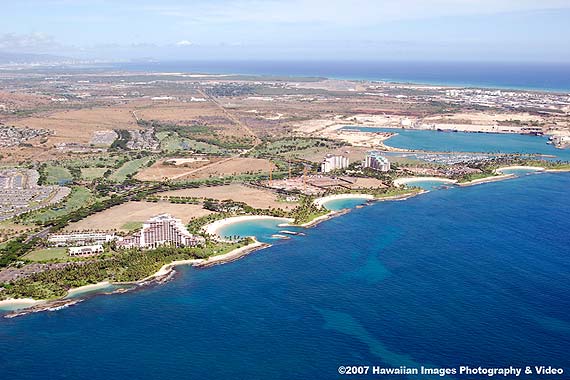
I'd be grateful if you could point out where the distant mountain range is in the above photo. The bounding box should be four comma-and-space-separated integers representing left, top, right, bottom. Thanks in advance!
0, 51, 70, 64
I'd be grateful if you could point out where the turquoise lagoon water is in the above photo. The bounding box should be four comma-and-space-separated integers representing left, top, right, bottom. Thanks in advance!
344, 126, 570, 160
216, 217, 300, 243
1, 173, 569, 379
401, 179, 456, 191
497, 167, 545, 176
322, 197, 370, 211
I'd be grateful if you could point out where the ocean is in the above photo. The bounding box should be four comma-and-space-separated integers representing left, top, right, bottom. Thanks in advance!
1, 173, 569, 379
109, 60, 570, 92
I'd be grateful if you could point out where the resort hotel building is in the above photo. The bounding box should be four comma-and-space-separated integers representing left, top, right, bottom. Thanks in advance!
48, 232, 116, 247
321, 154, 349, 173
68, 244, 104, 257
117, 214, 205, 249
364, 151, 391, 172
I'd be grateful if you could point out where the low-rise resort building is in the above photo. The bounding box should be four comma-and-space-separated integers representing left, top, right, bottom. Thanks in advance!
48, 232, 117, 247
321, 154, 349, 173
364, 151, 391, 172
117, 214, 205, 249
68, 244, 104, 257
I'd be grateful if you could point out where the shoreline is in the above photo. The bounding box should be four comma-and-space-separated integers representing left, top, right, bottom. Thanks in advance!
457, 174, 515, 187
202, 215, 294, 241
1, 240, 270, 316
64, 281, 112, 298
194, 240, 270, 268
292, 209, 350, 228
0, 298, 45, 309
375, 190, 426, 201
394, 177, 457, 187
545, 168, 570, 172
313, 193, 374, 208
495, 165, 545, 173
3, 169, 566, 316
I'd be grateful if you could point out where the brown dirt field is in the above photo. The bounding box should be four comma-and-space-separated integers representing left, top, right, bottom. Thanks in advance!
136, 157, 275, 181
134, 101, 255, 139
12, 105, 140, 145
0, 221, 33, 243
135, 158, 216, 181
301, 145, 370, 163
0, 91, 53, 111
136, 102, 225, 121
63, 201, 213, 232
159, 183, 298, 210
349, 177, 388, 188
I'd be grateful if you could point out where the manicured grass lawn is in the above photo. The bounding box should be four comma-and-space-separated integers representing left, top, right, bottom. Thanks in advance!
157, 131, 226, 154
81, 167, 108, 180
45, 166, 73, 184
23, 247, 69, 262
110, 157, 153, 182
184, 139, 226, 154
157, 132, 184, 152
121, 221, 143, 231
458, 172, 496, 183
25, 187, 93, 223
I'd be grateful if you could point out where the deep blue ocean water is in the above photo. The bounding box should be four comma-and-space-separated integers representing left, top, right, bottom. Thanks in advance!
344, 126, 570, 161
1, 173, 569, 379
108, 61, 570, 92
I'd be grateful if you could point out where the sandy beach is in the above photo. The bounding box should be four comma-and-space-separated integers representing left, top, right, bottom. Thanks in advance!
1, 282, 113, 311
1, 240, 270, 314
292, 209, 350, 228
0, 298, 45, 310
202, 215, 294, 241
65, 281, 112, 298
314, 193, 374, 208
394, 177, 457, 187
457, 174, 515, 187
135, 259, 203, 283
545, 168, 570, 172
376, 191, 426, 201
195, 240, 270, 268
495, 166, 545, 173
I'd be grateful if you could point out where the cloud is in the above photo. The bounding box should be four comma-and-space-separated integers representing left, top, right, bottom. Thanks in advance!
0, 32, 61, 52
175, 40, 193, 47
143, 0, 570, 26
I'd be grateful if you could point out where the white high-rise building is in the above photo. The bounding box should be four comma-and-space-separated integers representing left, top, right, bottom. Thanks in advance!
364, 151, 390, 172
118, 214, 204, 249
320, 154, 349, 173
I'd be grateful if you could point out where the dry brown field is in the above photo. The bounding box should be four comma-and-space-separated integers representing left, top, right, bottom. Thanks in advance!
159, 183, 298, 210
348, 177, 389, 188
12, 105, 139, 145
134, 101, 256, 140
136, 157, 275, 181
63, 201, 213, 232
0, 221, 33, 243
301, 145, 370, 163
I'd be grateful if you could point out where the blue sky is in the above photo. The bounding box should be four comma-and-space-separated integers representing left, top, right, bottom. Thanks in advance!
1, 0, 570, 62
